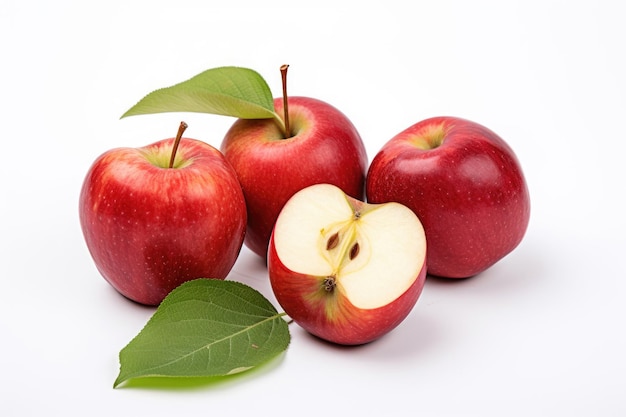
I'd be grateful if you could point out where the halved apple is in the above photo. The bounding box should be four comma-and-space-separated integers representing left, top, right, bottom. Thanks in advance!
268, 183, 427, 345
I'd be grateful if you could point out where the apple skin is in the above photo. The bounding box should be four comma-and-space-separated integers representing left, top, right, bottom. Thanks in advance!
79, 137, 247, 305
220, 96, 368, 259
366, 116, 530, 278
267, 191, 427, 346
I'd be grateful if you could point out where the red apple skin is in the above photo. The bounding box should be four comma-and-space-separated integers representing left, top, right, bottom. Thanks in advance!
79, 138, 247, 305
366, 116, 530, 278
221, 97, 367, 259
267, 235, 427, 346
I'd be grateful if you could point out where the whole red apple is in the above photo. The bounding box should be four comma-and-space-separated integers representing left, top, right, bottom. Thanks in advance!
268, 183, 427, 345
366, 116, 530, 278
79, 124, 247, 305
221, 96, 367, 259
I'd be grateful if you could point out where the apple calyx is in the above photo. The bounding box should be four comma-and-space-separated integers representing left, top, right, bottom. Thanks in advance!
411, 121, 447, 150
168, 121, 188, 168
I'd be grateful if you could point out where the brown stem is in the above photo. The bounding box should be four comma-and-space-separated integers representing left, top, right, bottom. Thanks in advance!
169, 121, 188, 169
280, 64, 290, 138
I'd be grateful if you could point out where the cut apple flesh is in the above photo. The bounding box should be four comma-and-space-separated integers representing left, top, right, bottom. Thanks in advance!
272, 184, 426, 309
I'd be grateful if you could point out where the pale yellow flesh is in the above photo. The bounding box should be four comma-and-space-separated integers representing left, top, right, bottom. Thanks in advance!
273, 184, 426, 309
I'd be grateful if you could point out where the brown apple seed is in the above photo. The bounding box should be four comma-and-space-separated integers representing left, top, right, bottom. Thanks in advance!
326, 232, 340, 251
349, 242, 360, 260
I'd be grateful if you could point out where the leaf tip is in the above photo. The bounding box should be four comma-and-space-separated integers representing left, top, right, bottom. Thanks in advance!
113, 373, 127, 388
120, 105, 140, 119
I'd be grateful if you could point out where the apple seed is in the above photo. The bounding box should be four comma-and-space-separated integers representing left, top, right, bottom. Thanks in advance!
349, 242, 360, 260
326, 232, 340, 251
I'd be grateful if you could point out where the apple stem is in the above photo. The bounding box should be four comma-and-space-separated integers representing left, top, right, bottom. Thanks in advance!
169, 121, 188, 169
280, 64, 291, 138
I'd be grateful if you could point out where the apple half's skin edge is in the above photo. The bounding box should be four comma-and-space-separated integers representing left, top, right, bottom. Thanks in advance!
366, 116, 530, 278
79, 138, 247, 306
221, 96, 368, 259
267, 233, 427, 346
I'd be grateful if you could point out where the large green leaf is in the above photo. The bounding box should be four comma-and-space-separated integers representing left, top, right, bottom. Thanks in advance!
121, 66, 282, 123
114, 279, 290, 388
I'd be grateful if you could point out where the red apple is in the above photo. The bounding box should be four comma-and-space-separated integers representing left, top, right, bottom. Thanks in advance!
268, 183, 427, 345
366, 116, 530, 278
79, 123, 247, 305
221, 96, 367, 259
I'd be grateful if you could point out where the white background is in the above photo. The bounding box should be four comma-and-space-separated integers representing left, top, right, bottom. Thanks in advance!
1, 0, 624, 415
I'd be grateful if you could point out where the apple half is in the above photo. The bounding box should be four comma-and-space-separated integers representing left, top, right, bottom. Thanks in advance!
268, 183, 427, 345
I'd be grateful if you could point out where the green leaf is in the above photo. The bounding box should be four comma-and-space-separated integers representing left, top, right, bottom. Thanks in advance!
121, 66, 284, 126
114, 279, 290, 388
